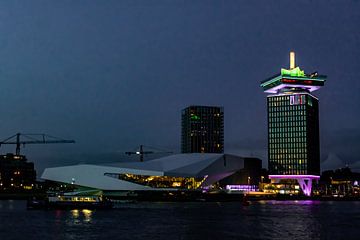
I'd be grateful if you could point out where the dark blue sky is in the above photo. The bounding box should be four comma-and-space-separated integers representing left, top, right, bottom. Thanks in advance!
0, 0, 359, 174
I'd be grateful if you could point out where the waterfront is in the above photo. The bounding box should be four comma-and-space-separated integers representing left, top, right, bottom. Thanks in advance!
0, 200, 359, 240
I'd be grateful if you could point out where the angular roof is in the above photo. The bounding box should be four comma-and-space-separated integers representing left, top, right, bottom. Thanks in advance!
41, 153, 245, 191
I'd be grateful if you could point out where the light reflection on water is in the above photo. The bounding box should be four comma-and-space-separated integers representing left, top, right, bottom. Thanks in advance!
71, 209, 79, 218
265, 200, 322, 205
82, 209, 93, 222
0, 200, 359, 240
66, 209, 93, 225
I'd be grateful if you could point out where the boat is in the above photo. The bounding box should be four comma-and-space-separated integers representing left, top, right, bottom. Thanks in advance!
27, 192, 113, 210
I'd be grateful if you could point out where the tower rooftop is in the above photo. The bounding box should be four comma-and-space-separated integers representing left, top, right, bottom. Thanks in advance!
260, 52, 326, 94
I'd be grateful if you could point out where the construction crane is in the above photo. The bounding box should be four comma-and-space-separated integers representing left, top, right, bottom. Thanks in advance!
125, 145, 172, 162
0, 133, 75, 155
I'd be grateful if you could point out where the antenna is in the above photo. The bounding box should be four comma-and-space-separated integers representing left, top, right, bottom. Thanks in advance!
290, 51, 295, 69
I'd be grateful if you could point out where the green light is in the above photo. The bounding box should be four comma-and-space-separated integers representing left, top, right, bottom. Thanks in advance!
281, 67, 305, 77
191, 115, 200, 120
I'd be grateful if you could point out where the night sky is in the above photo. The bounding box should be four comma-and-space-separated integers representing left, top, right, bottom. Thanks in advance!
0, 1, 359, 174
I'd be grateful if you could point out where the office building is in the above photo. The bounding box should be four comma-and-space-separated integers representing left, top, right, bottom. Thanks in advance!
0, 153, 36, 191
181, 106, 224, 153
260, 52, 326, 196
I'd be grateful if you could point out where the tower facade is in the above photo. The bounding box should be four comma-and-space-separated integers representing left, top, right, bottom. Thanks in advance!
260, 52, 326, 195
181, 106, 224, 153
267, 93, 320, 175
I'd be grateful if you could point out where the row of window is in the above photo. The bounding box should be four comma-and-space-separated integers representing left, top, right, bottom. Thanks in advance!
270, 148, 307, 154
271, 169, 308, 175
270, 137, 307, 144
270, 142, 307, 149
270, 154, 307, 159
269, 130, 307, 138
269, 101, 306, 107
270, 138, 307, 145
269, 111, 306, 119
272, 163, 308, 169
269, 113, 306, 121
268, 96, 290, 102
269, 130, 307, 137
268, 104, 306, 112
269, 122, 306, 129
269, 138, 306, 145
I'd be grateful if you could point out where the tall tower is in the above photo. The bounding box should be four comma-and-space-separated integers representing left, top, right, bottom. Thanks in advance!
260, 52, 326, 196
181, 106, 224, 153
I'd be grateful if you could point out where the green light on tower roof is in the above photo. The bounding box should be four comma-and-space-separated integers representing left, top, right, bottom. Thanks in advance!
281, 67, 305, 77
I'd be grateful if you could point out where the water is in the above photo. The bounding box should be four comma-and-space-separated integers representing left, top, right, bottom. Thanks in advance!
0, 200, 359, 240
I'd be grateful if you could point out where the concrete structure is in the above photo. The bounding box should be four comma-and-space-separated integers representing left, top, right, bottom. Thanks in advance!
41, 154, 246, 191
181, 106, 224, 153
260, 52, 326, 196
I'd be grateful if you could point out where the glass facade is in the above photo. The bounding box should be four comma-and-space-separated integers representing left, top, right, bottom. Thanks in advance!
181, 106, 224, 153
105, 173, 207, 189
267, 93, 320, 175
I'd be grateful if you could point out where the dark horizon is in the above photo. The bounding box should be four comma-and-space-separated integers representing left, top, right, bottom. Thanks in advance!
0, 1, 359, 174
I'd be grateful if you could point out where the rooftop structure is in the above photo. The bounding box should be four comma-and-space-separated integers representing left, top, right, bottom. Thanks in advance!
260, 53, 326, 94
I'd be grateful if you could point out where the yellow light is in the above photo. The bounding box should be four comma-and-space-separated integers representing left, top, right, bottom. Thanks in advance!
290, 51, 295, 69
71, 209, 79, 218
172, 182, 181, 187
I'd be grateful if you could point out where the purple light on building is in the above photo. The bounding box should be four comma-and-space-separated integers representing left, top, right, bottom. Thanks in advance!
269, 175, 320, 196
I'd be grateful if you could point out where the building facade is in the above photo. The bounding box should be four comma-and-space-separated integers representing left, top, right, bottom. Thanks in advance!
267, 93, 320, 175
260, 52, 326, 196
0, 153, 36, 191
181, 106, 224, 153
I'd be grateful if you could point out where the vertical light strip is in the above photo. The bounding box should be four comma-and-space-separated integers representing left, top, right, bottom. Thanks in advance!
290, 51, 295, 69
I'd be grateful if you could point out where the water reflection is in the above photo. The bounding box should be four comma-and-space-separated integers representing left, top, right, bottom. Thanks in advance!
1, 200, 359, 240
82, 209, 92, 223
266, 200, 322, 205
68, 209, 93, 224
71, 209, 79, 218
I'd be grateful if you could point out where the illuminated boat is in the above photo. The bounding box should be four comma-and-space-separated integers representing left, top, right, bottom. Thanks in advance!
27, 192, 113, 210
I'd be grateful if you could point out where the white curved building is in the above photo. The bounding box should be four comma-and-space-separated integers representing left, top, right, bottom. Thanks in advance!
41, 153, 246, 191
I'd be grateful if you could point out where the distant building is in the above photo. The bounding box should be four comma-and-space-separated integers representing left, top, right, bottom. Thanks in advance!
181, 106, 224, 153
319, 167, 360, 197
260, 52, 326, 196
0, 153, 36, 191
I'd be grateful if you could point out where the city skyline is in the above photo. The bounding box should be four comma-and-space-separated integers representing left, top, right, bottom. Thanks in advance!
0, 1, 358, 174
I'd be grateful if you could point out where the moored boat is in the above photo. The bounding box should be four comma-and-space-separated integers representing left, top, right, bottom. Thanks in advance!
27, 193, 113, 210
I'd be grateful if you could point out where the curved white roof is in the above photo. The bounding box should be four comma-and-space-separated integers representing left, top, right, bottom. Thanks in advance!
41, 153, 245, 191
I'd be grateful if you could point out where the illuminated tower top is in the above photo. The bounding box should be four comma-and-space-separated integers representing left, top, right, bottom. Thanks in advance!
260, 52, 326, 94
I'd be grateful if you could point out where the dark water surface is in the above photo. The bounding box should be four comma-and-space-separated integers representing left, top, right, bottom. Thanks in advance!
0, 200, 359, 240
